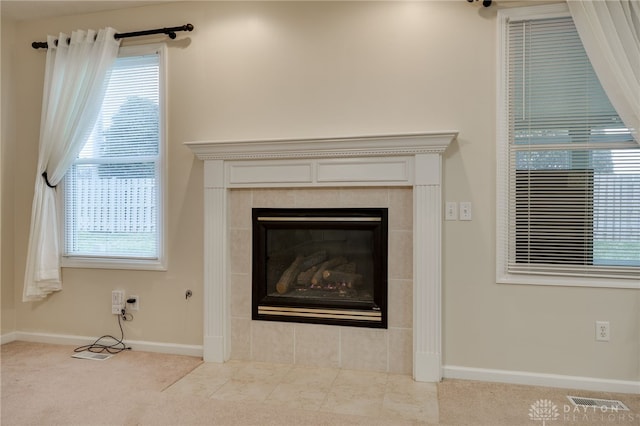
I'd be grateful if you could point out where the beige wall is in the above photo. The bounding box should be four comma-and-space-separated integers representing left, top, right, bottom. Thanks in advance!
1, 16, 17, 336
2, 1, 638, 381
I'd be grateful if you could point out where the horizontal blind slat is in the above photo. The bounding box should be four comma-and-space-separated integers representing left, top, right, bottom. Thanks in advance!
65, 50, 161, 259
504, 15, 640, 280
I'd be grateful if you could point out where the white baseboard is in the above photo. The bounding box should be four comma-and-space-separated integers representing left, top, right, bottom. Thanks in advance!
0, 331, 18, 345
3, 331, 203, 358
444, 365, 640, 395
4, 332, 637, 394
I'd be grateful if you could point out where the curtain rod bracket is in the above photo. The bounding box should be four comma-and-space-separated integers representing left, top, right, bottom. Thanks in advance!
466, 0, 492, 7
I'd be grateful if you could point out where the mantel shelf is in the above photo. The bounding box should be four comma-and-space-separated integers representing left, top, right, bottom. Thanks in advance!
185, 132, 458, 161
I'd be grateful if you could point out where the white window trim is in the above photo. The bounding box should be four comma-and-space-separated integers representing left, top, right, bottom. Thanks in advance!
60, 43, 168, 271
495, 4, 639, 290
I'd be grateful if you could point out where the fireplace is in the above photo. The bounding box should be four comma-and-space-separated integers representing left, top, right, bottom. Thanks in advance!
252, 208, 388, 328
185, 132, 456, 381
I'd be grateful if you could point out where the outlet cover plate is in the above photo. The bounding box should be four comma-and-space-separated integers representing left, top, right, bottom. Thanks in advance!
111, 290, 125, 315
595, 321, 610, 341
127, 295, 140, 311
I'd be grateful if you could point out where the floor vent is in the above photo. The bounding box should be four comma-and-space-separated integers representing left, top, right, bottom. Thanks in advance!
71, 350, 113, 361
567, 396, 629, 411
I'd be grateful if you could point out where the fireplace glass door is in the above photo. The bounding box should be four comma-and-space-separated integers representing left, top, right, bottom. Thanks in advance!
252, 208, 388, 328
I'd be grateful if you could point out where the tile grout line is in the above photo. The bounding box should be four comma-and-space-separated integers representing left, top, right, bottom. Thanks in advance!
262, 363, 294, 404
209, 361, 248, 400
317, 367, 342, 414
338, 326, 342, 368
292, 325, 296, 365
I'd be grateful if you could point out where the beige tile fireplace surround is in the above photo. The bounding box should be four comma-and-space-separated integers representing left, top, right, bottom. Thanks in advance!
229, 187, 413, 373
186, 132, 457, 382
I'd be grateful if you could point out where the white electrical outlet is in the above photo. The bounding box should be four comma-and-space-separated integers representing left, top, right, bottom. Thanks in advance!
595, 321, 610, 342
127, 295, 140, 311
111, 290, 125, 315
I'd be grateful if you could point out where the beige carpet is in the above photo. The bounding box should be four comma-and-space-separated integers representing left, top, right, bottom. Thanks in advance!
2, 341, 639, 425
1, 341, 415, 425
438, 379, 640, 426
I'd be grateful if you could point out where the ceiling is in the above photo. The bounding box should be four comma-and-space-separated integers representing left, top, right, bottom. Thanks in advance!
0, 1, 174, 22
1, 0, 563, 23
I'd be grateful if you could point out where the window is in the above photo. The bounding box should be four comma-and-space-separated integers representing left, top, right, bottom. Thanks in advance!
497, 5, 640, 288
62, 44, 166, 270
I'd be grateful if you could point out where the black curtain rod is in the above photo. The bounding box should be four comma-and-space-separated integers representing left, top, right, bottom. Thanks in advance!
31, 23, 193, 49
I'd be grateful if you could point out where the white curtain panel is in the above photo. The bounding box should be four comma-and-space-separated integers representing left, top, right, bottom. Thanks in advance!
568, 0, 640, 144
23, 28, 120, 301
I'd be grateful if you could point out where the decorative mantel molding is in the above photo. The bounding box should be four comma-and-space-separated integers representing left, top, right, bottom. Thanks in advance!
185, 132, 456, 161
185, 131, 457, 383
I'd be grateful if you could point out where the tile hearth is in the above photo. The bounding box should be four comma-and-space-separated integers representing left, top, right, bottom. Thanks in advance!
165, 360, 439, 423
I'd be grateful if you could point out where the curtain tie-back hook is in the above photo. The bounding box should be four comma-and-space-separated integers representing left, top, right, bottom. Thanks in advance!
42, 171, 57, 189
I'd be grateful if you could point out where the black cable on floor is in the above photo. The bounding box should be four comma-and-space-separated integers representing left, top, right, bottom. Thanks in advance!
74, 311, 132, 354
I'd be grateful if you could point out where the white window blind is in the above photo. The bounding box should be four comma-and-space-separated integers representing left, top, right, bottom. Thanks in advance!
501, 12, 640, 283
64, 47, 163, 264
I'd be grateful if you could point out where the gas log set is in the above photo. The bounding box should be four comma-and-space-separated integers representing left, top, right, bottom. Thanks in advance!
274, 251, 367, 298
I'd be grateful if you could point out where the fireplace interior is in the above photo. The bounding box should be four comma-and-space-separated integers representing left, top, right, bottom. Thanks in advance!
252, 208, 388, 328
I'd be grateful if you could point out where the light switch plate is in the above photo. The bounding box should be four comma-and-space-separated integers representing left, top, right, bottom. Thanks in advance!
459, 202, 472, 221
445, 202, 458, 221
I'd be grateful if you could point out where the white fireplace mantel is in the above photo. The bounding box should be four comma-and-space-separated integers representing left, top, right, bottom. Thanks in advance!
185, 131, 457, 382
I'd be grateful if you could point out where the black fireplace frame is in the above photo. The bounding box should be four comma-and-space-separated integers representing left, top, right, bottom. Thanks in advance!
252, 208, 388, 328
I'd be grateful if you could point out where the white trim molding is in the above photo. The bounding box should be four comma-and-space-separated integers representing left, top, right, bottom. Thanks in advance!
2, 331, 203, 357
186, 132, 457, 382
185, 132, 455, 161
444, 365, 640, 395
1, 332, 18, 345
